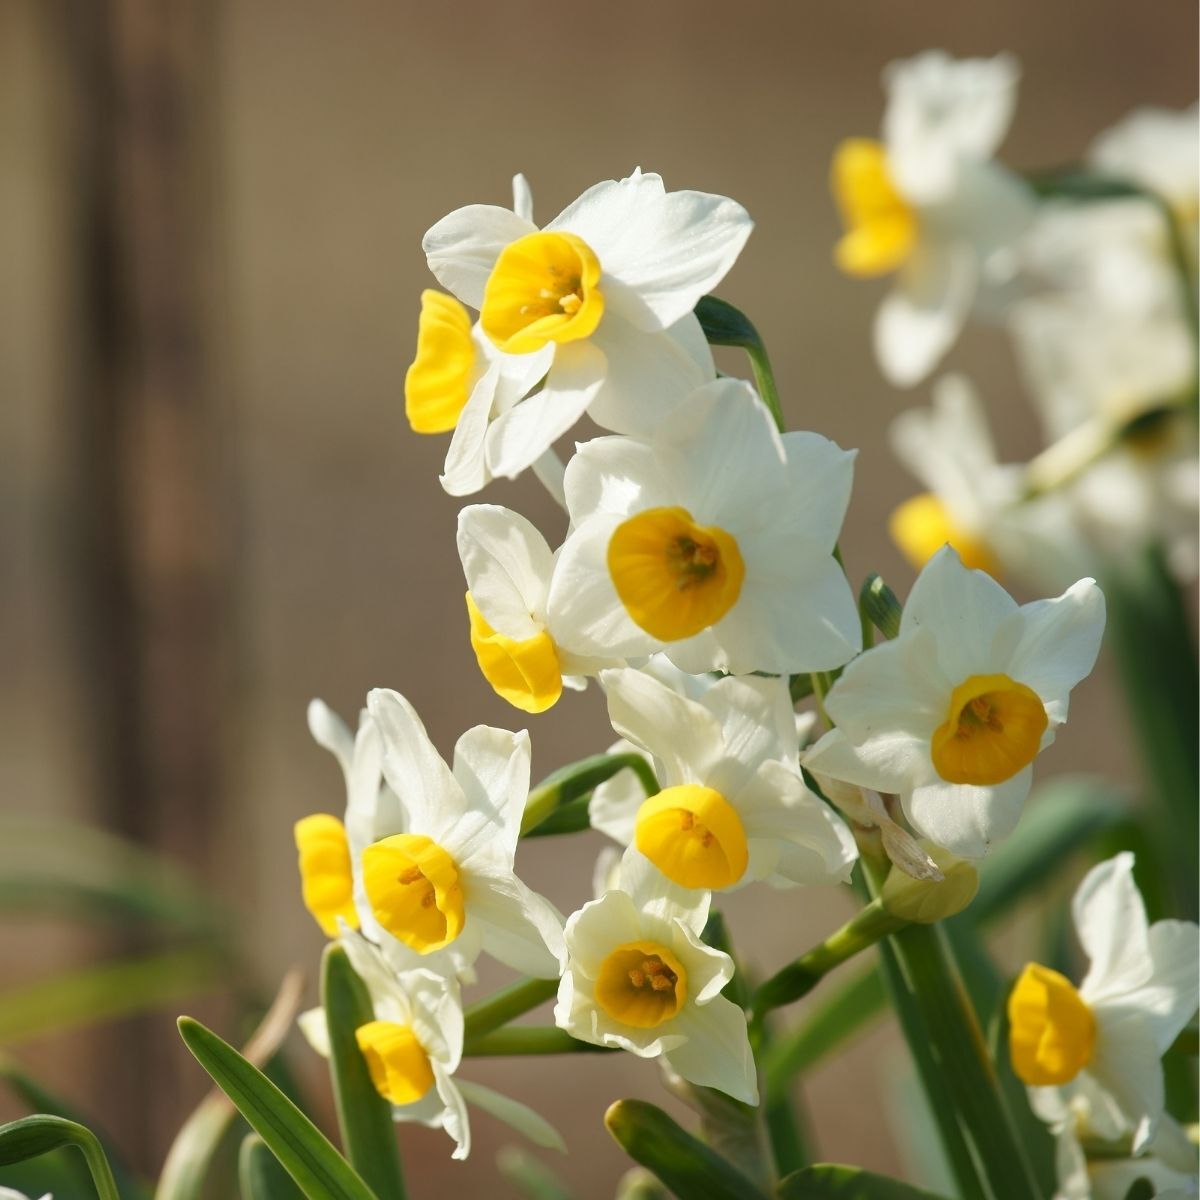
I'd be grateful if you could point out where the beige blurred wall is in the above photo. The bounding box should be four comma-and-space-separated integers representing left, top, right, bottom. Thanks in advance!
3, 1, 1195, 1195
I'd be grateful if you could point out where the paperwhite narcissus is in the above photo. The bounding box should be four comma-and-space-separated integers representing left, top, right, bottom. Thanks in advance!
299, 931, 564, 1160
354, 689, 566, 981
546, 378, 862, 676
596, 666, 856, 893
420, 168, 747, 483
456, 504, 612, 713
803, 546, 1105, 859
554, 854, 757, 1104
831, 50, 1033, 387
1052, 1115, 1198, 1200
1010, 854, 1199, 1162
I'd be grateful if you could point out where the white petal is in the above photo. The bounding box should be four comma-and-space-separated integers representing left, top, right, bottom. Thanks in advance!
1090, 1009, 1165, 1153
700, 675, 799, 782
874, 238, 976, 388
1075, 853, 1154, 1001
562, 435, 673, 522
803, 726, 932, 796
588, 742, 646, 846
1000, 579, 1106, 720
297, 1006, 331, 1058
432, 1061, 472, 1159
547, 171, 753, 331
776, 431, 858, 552
465, 865, 566, 977
423, 204, 537, 309
665, 995, 758, 1104
456, 1078, 566, 1152
448, 725, 531, 867
402, 967, 465, 1072
560, 889, 642, 977
440, 366, 500, 497
367, 690, 459, 835
457, 505, 554, 637
511, 174, 534, 224
485, 341, 606, 480
307, 699, 355, 776
904, 765, 1033, 859
1116, 919, 1200, 1054
600, 666, 723, 786
618, 847, 711, 932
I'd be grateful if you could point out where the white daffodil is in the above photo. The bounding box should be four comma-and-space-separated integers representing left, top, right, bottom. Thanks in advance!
418, 167, 750, 484
349, 688, 565, 982
457, 503, 613, 713
555, 853, 757, 1104
594, 666, 855, 893
1009, 853, 1199, 1162
831, 50, 1033, 387
804, 546, 1105, 859
546, 378, 861, 676
589, 656, 818, 844
1052, 1115, 1198, 1200
300, 931, 563, 1161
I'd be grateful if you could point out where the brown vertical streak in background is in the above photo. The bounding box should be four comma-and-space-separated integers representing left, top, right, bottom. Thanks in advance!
57, 0, 228, 1165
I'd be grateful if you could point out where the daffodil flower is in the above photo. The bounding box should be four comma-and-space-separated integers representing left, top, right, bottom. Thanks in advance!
594, 666, 855, 893
554, 854, 756, 1104
1051, 1113, 1198, 1200
417, 168, 749, 486
831, 51, 1033, 387
356, 689, 566, 981
1009, 853, 1199, 1161
546, 378, 861, 675
456, 503, 613, 713
300, 931, 564, 1161
804, 546, 1105, 859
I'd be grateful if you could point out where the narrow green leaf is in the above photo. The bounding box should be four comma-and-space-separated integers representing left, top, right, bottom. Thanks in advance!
521, 794, 592, 838
463, 1026, 614, 1056
157, 971, 305, 1200
777, 1163, 954, 1198
463, 977, 558, 1041
692, 295, 785, 432
0, 1114, 120, 1200
177, 1016, 376, 1200
859, 575, 902, 641
321, 945, 406, 1199
496, 1146, 575, 1200
240, 1133, 306, 1200
604, 1099, 771, 1200
0, 947, 224, 1044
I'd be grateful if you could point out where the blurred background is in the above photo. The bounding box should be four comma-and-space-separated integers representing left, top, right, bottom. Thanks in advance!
1, 1, 1195, 1196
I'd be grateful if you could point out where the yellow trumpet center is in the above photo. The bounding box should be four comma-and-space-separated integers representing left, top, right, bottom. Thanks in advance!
930, 674, 1048, 786
361, 833, 466, 954
355, 1020, 436, 1105
595, 940, 688, 1029
294, 814, 359, 938
831, 138, 917, 278
404, 290, 477, 434
1008, 963, 1097, 1086
481, 231, 605, 354
889, 493, 1000, 578
608, 507, 745, 641
635, 784, 749, 890
465, 592, 563, 714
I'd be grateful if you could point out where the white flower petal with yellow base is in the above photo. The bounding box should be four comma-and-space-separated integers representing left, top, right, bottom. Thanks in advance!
457, 504, 613, 713
546, 378, 861, 675
1011, 853, 1199, 1164
353, 689, 566, 982
554, 854, 755, 1104
597, 666, 855, 894
420, 168, 740, 471
832, 51, 1033, 387
804, 546, 1105, 859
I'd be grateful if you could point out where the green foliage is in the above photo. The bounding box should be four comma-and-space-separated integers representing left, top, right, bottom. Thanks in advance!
777, 1164, 953, 1199
0, 1115, 120, 1200
239, 1134, 306, 1200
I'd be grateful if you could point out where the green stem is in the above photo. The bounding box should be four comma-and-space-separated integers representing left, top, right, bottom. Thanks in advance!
462, 977, 558, 1041
521, 752, 658, 835
692, 295, 786, 432
752, 898, 907, 1018
463, 1027, 613, 1056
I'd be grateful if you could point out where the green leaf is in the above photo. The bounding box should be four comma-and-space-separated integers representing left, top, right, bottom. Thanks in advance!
239, 1133, 306, 1200
0, 1115, 121, 1200
859, 575, 902, 641
692, 295, 785, 432
321, 945, 406, 1199
177, 1017, 378, 1200
0, 947, 225, 1045
521, 794, 592, 838
463, 977, 558, 1042
776, 1163, 953, 1199
496, 1146, 575, 1200
157, 971, 305, 1200
463, 1026, 613, 1056
521, 753, 657, 836
604, 1099, 771, 1200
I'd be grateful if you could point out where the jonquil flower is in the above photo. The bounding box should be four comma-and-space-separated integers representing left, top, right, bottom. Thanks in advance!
1010, 853, 1199, 1159
547, 378, 861, 675
457, 504, 611, 713
418, 168, 748, 484
353, 689, 566, 981
555, 854, 756, 1103
300, 931, 563, 1160
804, 546, 1105, 859
595, 666, 856, 893
831, 51, 1032, 387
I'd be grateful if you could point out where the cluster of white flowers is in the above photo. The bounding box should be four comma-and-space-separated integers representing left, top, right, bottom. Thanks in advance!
280, 49, 1196, 1199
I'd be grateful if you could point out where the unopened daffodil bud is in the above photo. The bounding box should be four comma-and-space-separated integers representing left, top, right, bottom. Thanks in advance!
881, 841, 979, 923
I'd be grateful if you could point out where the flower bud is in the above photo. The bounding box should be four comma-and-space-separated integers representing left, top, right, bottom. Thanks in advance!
881, 841, 978, 922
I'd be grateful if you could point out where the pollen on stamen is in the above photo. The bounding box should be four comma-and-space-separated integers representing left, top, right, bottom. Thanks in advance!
680, 811, 696, 831
628, 968, 645, 987
399, 866, 423, 885
559, 293, 582, 314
